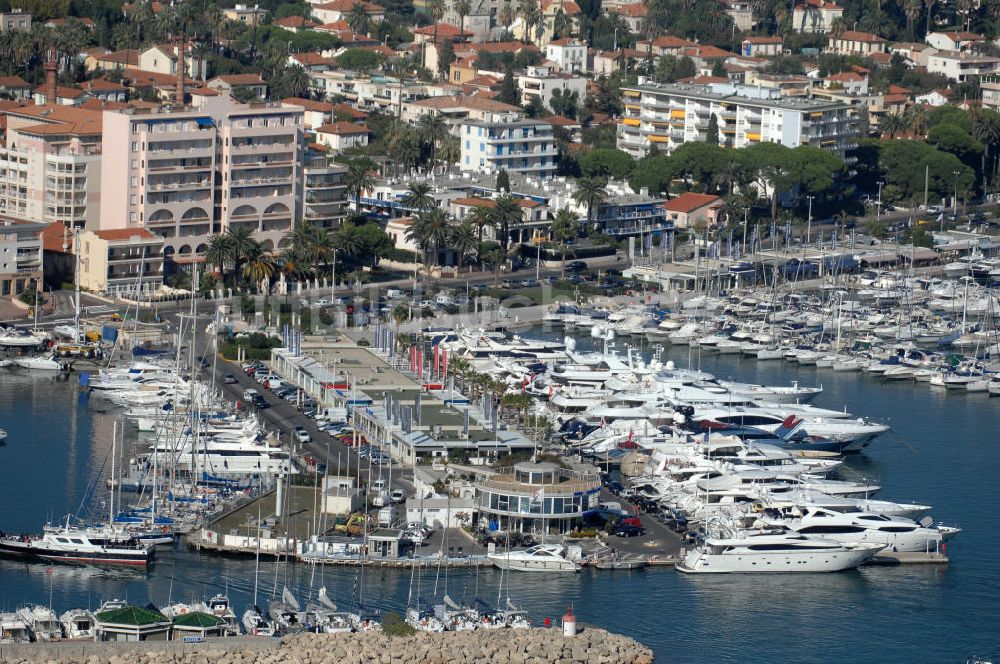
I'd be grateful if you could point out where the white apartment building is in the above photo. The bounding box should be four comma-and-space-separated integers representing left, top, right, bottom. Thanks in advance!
0, 218, 44, 298
617, 81, 859, 159
926, 50, 1000, 82
791, 0, 843, 33
303, 154, 347, 230
0, 105, 103, 230
517, 65, 588, 112
99, 95, 305, 260
459, 113, 557, 178
545, 39, 587, 73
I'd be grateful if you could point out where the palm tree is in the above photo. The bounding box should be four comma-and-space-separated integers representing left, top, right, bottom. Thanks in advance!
427, 0, 446, 66
573, 177, 608, 231
406, 208, 451, 267
346, 2, 372, 35
905, 105, 928, 136
345, 157, 377, 204
972, 109, 1000, 187
468, 204, 495, 245
489, 194, 523, 252
453, 0, 472, 35
242, 244, 276, 288
281, 246, 313, 282
549, 208, 578, 277
334, 222, 363, 258
481, 243, 505, 284
226, 226, 258, 286
439, 134, 461, 166
712, 161, 747, 196
417, 113, 448, 173
204, 233, 235, 276
499, 2, 515, 31
450, 220, 478, 271
401, 180, 435, 212
282, 63, 312, 98
880, 112, 907, 139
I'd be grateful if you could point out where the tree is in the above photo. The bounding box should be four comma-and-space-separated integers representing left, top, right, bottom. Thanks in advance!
450, 220, 478, 270
865, 219, 888, 240
346, 2, 372, 35
226, 226, 259, 286
496, 169, 511, 193
468, 204, 495, 245
337, 48, 385, 71
706, 112, 720, 145
578, 147, 635, 179
334, 222, 363, 258
438, 38, 456, 77
401, 180, 435, 211
496, 67, 520, 106
711, 59, 727, 77
204, 233, 235, 277
489, 194, 523, 252
549, 208, 579, 276
355, 222, 393, 267
880, 112, 907, 139
573, 177, 608, 230
346, 157, 377, 202
417, 113, 449, 172
242, 243, 276, 288
406, 207, 452, 266
654, 55, 697, 83
453, 0, 472, 34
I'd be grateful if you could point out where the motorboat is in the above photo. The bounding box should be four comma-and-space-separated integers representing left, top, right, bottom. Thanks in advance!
0, 612, 32, 643
205, 594, 240, 636
14, 355, 64, 371
59, 608, 96, 640
676, 530, 884, 573
17, 605, 61, 641
242, 605, 276, 636
0, 526, 152, 566
488, 544, 580, 572
0, 329, 46, 347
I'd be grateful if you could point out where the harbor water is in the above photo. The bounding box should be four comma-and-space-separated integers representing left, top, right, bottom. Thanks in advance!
1, 340, 997, 663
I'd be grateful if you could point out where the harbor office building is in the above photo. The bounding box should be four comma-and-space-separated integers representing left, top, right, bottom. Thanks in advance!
617, 80, 859, 158
474, 461, 601, 534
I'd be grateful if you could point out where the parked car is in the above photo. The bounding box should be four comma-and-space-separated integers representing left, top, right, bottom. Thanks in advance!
252, 395, 270, 409
293, 426, 312, 443
242, 388, 259, 401
223, 373, 237, 384
520, 278, 539, 288
314, 298, 331, 307
613, 523, 645, 538
390, 489, 405, 503
565, 260, 588, 272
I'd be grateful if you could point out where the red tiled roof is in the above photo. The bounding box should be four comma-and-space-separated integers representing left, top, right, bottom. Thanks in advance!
332, 102, 368, 119
32, 84, 86, 99
413, 23, 472, 38
42, 222, 73, 254
746, 36, 783, 44
313, 0, 383, 12
316, 121, 369, 134
663, 192, 722, 214
838, 30, 885, 42
826, 71, 865, 81
541, 114, 580, 127
275, 15, 319, 28
210, 73, 266, 86
650, 35, 696, 49
0, 75, 29, 88
283, 96, 334, 112
612, 3, 647, 17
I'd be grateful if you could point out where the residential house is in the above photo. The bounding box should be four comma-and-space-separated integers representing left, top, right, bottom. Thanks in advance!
311, 0, 385, 25
289, 52, 336, 72
138, 43, 208, 81
744, 72, 813, 96
791, 0, 843, 33
416, 23, 473, 73
0, 218, 44, 299
641, 35, 697, 57
448, 57, 479, 84
517, 65, 587, 111
608, 3, 646, 33
274, 15, 319, 31
926, 50, 1000, 82
741, 36, 783, 57
722, 0, 755, 31
889, 42, 935, 67
0, 75, 31, 100
981, 75, 1000, 113
402, 95, 520, 126
545, 38, 587, 72
915, 89, 950, 106
827, 31, 886, 56
0, 9, 31, 32
823, 71, 869, 94
80, 78, 128, 102
207, 74, 268, 100
314, 122, 369, 150
282, 97, 334, 128
223, 4, 268, 23
77, 228, 164, 297
33, 85, 86, 106
662, 192, 722, 229
84, 48, 139, 73
542, 114, 582, 141
925, 31, 985, 52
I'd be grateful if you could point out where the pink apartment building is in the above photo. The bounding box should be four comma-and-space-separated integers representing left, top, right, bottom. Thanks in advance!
99, 94, 305, 261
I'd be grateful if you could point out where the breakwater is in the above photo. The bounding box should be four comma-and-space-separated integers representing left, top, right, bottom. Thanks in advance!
0, 629, 654, 664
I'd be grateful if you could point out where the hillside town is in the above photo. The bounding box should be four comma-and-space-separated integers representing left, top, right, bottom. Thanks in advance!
0, 0, 997, 305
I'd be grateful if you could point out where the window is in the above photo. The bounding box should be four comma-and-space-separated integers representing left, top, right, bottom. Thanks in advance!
131, 141, 138, 152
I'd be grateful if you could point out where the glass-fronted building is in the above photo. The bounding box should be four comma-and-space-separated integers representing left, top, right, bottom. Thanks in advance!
474, 461, 601, 534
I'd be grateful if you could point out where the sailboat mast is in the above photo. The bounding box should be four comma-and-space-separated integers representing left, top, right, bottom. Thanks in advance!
109, 423, 116, 525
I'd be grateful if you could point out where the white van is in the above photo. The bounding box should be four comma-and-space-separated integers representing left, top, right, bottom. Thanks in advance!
435, 293, 454, 306
242, 388, 259, 401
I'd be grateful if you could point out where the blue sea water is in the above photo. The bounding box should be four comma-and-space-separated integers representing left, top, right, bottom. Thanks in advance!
0, 343, 997, 663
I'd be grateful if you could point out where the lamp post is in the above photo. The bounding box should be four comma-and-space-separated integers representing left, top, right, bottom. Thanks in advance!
953, 170, 960, 221
806, 195, 814, 245
876, 181, 884, 225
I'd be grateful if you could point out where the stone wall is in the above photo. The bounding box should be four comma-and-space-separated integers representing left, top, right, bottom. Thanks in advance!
0, 628, 653, 664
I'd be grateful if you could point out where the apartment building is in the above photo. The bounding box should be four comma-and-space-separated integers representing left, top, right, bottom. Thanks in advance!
0, 218, 44, 298
927, 50, 1000, 82
0, 104, 103, 230
791, 0, 843, 33
99, 95, 305, 260
827, 31, 886, 56
0, 9, 31, 32
302, 152, 347, 230
459, 113, 556, 178
517, 65, 587, 111
78, 228, 164, 296
617, 80, 859, 158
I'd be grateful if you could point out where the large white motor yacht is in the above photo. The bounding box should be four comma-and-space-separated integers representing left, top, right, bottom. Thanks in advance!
676, 531, 883, 573
487, 544, 580, 572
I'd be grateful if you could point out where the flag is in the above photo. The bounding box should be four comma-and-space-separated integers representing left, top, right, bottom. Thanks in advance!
531, 487, 545, 503
727, 229, 733, 257
433, 344, 440, 376
441, 348, 448, 377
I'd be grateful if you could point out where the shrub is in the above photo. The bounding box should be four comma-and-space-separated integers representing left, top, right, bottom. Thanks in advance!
380, 612, 415, 637
357, 338, 371, 347
568, 528, 599, 539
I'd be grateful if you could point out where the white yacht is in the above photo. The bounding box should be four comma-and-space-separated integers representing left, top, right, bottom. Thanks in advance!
488, 544, 580, 572
676, 531, 883, 573
14, 355, 63, 371
0, 612, 32, 643
0, 329, 46, 347
760, 506, 960, 553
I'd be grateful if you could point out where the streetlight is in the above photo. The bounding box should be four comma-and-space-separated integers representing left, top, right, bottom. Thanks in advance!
806, 195, 814, 245
876, 181, 884, 225
952, 170, 960, 221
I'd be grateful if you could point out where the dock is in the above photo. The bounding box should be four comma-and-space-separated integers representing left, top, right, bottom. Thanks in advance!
866, 551, 950, 565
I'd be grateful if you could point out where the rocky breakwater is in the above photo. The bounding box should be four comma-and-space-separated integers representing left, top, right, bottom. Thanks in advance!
0, 628, 654, 664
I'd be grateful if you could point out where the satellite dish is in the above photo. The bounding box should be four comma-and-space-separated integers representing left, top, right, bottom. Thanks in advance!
666, 360, 676, 371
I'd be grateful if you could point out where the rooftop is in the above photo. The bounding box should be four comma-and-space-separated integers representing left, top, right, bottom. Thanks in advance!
625, 80, 855, 112
95, 605, 169, 626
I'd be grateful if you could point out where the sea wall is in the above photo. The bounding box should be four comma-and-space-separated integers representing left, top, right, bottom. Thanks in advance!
0, 628, 654, 664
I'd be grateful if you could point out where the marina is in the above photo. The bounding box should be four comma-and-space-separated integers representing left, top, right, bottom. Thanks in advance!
0, 262, 998, 661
